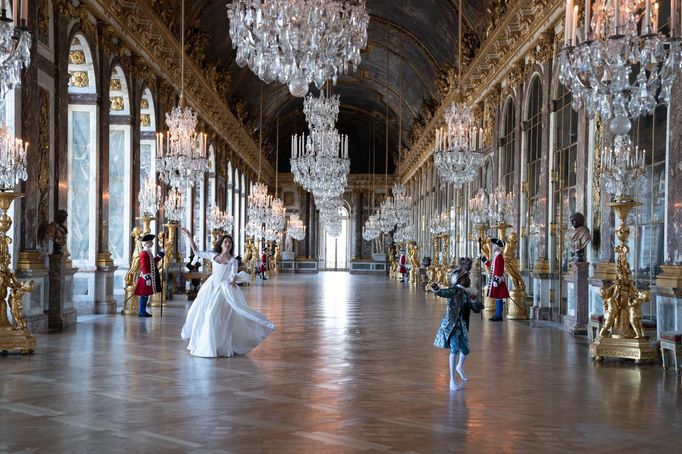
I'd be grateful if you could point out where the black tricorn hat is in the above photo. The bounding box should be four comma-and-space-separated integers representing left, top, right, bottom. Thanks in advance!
141, 234, 156, 242
490, 238, 505, 248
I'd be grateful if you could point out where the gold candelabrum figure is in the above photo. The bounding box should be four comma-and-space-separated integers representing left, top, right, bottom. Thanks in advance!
438, 235, 451, 287
474, 223, 493, 311
122, 215, 153, 315
590, 199, 656, 362
499, 226, 528, 320
0, 192, 36, 354
407, 241, 420, 285
271, 244, 281, 276
429, 236, 440, 285
388, 243, 397, 279
243, 237, 255, 278
150, 221, 178, 308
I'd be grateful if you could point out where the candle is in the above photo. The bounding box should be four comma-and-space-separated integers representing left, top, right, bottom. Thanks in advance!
672, 0, 678, 36
21, 0, 26, 24
644, 0, 651, 33
565, 0, 572, 43
572, 5, 579, 43
614, 0, 619, 34
653, 2, 659, 33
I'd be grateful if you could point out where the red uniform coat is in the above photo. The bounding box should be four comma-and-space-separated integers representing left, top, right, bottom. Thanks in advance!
260, 253, 268, 273
484, 252, 510, 299
399, 254, 407, 274
134, 250, 162, 296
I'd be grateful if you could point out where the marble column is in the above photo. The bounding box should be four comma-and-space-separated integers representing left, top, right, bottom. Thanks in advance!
653, 80, 682, 337
15, 2, 50, 332
93, 22, 117, 314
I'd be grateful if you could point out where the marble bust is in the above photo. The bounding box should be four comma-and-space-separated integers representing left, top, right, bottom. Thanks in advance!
570, 212, 591, 262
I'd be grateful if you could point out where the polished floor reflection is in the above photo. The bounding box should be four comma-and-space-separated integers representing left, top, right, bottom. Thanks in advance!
1, 272, 680, 452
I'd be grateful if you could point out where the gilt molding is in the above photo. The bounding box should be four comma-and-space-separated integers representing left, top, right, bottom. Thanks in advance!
79, 0, 273, 181
400, 0, 563, 183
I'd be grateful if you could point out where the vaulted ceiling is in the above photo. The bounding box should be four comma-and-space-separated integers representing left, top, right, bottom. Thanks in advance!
181, 0, 492, 174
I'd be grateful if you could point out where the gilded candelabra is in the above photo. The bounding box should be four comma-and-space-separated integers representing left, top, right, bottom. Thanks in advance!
0, 192, 35, 354
438, 234, 451, 287
500, 227, 527, 320
473, 222, 493, 311
590, 198, 656, 362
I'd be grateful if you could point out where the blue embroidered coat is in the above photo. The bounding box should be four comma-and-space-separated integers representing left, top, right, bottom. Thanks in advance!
433, 285, 470, 349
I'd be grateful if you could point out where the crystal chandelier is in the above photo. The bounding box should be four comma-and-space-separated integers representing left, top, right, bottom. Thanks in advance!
266, 196, 286, 232
559, 1, 682, 140
430, 211, 450, 236
394, 224, 414, 243
377, 183, 411, 232
287, 214, 307, 241
245, 217, 262, 238
138, 178, 160, 216
291, 92, 350, 202
434, 100, 485, 186
0, 6, 31, 99
209, 206, 234, 233
601, 134, 647, 201
469, 188, 492, 226
490, 187, 513, 225
0, 126, 27, 191
247, 181, 271, 228
362, 212, 380, 241
163, 187, 184, 222
227, 0, 369, 97
434, 0, 484, 186
156, 0, 209, 189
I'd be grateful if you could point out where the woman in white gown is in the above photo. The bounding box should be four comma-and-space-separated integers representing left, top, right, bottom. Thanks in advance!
180, 228, 275, 358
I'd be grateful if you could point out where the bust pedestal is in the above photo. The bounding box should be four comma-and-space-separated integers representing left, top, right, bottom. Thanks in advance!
48, 254, 78, 330
563, 261, 590, 335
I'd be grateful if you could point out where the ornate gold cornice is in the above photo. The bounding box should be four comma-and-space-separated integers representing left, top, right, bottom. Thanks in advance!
400, 0, 563, 183
78, 0, 274, 182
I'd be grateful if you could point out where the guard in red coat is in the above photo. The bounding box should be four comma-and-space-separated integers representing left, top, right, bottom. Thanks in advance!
259, 248, 268, 280
480, 238, 509, 322
134, 234, 164, 317
399, 249, 408, 282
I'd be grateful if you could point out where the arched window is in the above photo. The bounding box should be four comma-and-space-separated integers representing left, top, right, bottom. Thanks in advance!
206, 145, 216, 248
552, 83, 578, 273
500, 98, 516, 192
139, 87, 156, 185
631, 103, 666, 318
524, 77, 542, 270
322, 205, 350, 270
240, 172, 246, 256
67, 33, 97, 268
233, 168, 240, 255
108, 65, 132, 267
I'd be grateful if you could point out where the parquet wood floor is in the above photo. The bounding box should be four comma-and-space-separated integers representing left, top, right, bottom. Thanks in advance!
1, 272, 680, 453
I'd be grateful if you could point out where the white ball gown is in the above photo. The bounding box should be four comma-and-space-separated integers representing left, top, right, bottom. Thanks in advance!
181, 254, 275, 357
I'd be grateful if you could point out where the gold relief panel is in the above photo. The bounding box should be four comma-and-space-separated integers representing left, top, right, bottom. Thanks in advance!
141, 98, 149, 109
37, 0, 49, 44
70, 71, 89, 88
140, 114, 151, 127
283, 192, 295, 207
110, 96, 125, 111
69, 50, 85, 65
110, 78, 122, 91
71, 36, 81, 46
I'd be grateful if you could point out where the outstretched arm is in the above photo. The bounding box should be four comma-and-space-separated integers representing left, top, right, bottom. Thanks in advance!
181, 227, 198, 256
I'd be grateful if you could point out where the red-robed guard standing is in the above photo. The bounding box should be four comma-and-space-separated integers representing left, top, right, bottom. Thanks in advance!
480, 238, 509, 322
134, 234, 164, 317
399, 249, 408, 282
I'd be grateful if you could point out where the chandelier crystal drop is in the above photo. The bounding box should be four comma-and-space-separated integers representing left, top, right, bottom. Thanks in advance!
362, 212, 380, 241
226, 0, 369, 97
138, 178, 160, 217
247, 181, 271, 228
393, 224, 414, 243
0, 9, 31, 99
163, 187, 185, 222
209, 206, 234, 233
266, 196, 286, 232
287, 214, 307, 241
303, 92, 340, 130
559, 1, 682, 138
0, 126, 27, 191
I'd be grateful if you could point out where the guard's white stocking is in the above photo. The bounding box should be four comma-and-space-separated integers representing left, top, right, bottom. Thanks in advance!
449, 353, 460, 390
456, 353, 468, 381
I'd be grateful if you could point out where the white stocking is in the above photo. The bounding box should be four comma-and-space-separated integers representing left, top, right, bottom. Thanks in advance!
456, 353, 468, 381
449, 353, 460, 390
